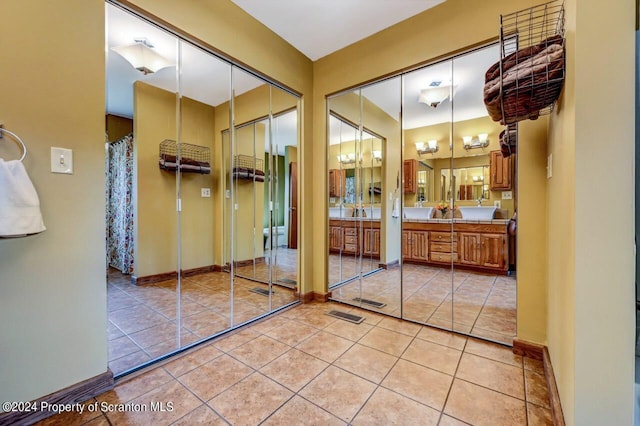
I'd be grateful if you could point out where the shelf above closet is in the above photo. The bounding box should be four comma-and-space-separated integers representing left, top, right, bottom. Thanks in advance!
159, 139, 211, 174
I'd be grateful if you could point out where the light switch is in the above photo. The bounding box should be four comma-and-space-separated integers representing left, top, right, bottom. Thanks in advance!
201, 188, 211, 197
51, 147, 73, 174
502, 191, 513, 200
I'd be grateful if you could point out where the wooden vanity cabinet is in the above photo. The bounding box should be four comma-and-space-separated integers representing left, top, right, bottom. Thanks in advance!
363, 227, 381, 257
403, 159, 417, 193
329, 225, 342, 252
402, 230, 429, 261
429, 231, 458, 263
489, 150, 512, 190
329, 169, 346, 197
329, 219, 381, 258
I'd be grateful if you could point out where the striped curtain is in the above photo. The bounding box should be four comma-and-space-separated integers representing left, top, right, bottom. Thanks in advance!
106, 134, 134, 274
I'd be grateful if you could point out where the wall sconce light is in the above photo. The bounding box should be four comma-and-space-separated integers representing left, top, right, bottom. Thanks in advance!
372, 150, 382, 162
337, 153, 357, 165
112, 38, 173, 75
418, 81, 457, 108
462, 133, 490, 151
416, 140, 439, 155
472, 175, 484, 182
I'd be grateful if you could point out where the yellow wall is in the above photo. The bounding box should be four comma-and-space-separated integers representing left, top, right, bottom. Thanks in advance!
547, 0, 636, 424
0, 0, 107, 405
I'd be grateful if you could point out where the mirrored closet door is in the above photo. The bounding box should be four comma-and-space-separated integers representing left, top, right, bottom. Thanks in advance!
106, 1, 300, 377
327, 43, 519, 345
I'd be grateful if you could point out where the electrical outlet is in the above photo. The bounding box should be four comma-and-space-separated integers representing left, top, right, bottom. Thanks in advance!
502, 191, 513, 200
201, 188, 211, 197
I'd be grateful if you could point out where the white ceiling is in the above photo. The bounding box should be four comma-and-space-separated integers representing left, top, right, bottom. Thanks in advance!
230, 0, 446, 61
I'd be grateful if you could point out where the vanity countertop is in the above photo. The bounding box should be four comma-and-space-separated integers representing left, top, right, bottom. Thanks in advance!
402, 218, 510, 225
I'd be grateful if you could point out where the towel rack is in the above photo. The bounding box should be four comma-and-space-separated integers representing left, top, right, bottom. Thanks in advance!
0, 127, 27, 162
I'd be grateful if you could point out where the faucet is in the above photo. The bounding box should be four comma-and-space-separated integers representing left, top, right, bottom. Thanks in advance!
477, 197, 483, 207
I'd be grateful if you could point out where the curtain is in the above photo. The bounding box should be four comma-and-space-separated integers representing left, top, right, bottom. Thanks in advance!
106, 134, 134, 274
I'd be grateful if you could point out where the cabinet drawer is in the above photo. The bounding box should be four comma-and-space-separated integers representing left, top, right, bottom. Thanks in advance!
343, 228, 358, 236
430, 232, 455, 242
430, 252, 458, 263
430, 242, 457, 253
344, 235, 358, 245
344, 243, 358, 252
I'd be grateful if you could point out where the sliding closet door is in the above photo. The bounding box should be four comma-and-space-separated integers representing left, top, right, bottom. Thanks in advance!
401, 60, 454, 331
176, 40, 231, 344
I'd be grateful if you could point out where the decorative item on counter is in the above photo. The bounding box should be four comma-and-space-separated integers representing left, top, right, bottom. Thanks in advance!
436, 202, 457, 219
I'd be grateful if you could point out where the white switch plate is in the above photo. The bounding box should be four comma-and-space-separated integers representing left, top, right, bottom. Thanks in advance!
494, 201, 501, 208
201, 188, 211, 197
51, 147, 73, 174
225, 189, 231, 199
502, 191, 513, 200
547, 153, 553, 179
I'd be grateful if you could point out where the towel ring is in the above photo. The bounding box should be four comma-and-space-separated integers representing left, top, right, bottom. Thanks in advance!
0, 128, 27, 162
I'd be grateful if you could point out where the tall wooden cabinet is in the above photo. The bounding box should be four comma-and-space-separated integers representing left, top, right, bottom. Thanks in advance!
489, 150, 512, 190
329, 169, 346, 197
403, 159, 417, 193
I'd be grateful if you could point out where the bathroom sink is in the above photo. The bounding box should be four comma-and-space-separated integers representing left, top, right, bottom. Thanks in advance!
403, 207, 434, 220
329, 207, 354, 218
458, 206, 497, 220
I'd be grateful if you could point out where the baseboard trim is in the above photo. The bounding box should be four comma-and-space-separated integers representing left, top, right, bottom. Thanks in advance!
299, 291, 331, 303
512, 338, 544, 360
543, 347, 565, 426
0, 369, 114, 426
133, 264, 222, 285
379, 259, 399, 269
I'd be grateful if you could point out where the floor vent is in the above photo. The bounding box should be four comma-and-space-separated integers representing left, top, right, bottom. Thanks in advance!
249, 287, 273, 296
352, 297, 386, 308
277, 278, 297, 288
326, 310, 365, 324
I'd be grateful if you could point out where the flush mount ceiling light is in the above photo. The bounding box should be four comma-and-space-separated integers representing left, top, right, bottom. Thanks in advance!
416, 140, 439, 155
462, 133, 490, 151
418, 81, 457, 108
111, 38, 173, 75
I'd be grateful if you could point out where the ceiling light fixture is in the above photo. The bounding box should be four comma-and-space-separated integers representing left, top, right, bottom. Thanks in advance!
462, 133, 490, 151
416, 140, 439, 155
337, 153, 357, 165
418, 81, 456, 108
372, 150, 382, 162
111, 38, 173, 75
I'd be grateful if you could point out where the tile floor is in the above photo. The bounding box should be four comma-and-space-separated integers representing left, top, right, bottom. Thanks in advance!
45, 301, 551, 425
330, 256, 517, 345
108, 267, 297, 375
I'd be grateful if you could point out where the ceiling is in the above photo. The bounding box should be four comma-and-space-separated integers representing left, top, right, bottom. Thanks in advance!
230, 0, 446, 61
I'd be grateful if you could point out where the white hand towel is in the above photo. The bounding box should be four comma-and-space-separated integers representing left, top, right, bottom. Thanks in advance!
0, 159, 46, 237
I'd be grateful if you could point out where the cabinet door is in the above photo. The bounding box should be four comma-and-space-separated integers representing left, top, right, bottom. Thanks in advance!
329, 225, 342, 252
410, 231, 429, 261
403, 159, 417, 193
329, 169, 345, 198
459, 233, 481, 265
363, 228, 380, 257
490, 150, 512, 190
401, 230, 412, 258
480, 233, 506, 269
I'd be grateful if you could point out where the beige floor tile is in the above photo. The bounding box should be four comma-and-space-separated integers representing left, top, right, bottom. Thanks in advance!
444, 379, 526, 426
438, 414, 471, 425
299, 366, 376, 423
262, 395, 346, 426
229, 335, 290, 369
456, 353, 524, 399
381, 359, 453, 410
295, 331, 354, 363
178, 354, 253, 400
105, 380, 201, 425
358, 327, 413, 357
260, 348, 329, 392
265, 321, 319, 346
249, 316, 290, 334
525, 369, 551, 408
127, 322, 177, 349
108, 350, 152, 376
297, 310, 339, 329
109, 304, 171, 335
377, 316, 423, 336
34, 399, 102, 426
80, 416, 110, 426
98, 368, 174, 405
171, 404, 227, 425
211, 328, 261, 352
464, 338, 523, 368
527, 403, 554, 425
323, 318, 374, 341
208, 373, 293, 425
416, 326, 467, 350
352, 387, 440, 426
108, 335, 142, 361
402, 338, 462, 376
334, 343, 398, 383
163, 344, 224, 377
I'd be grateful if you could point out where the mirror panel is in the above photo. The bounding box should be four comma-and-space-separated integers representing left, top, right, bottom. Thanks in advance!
177, 40, 231, 343
451, 45, 517, 344
401, 59, 454, 330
